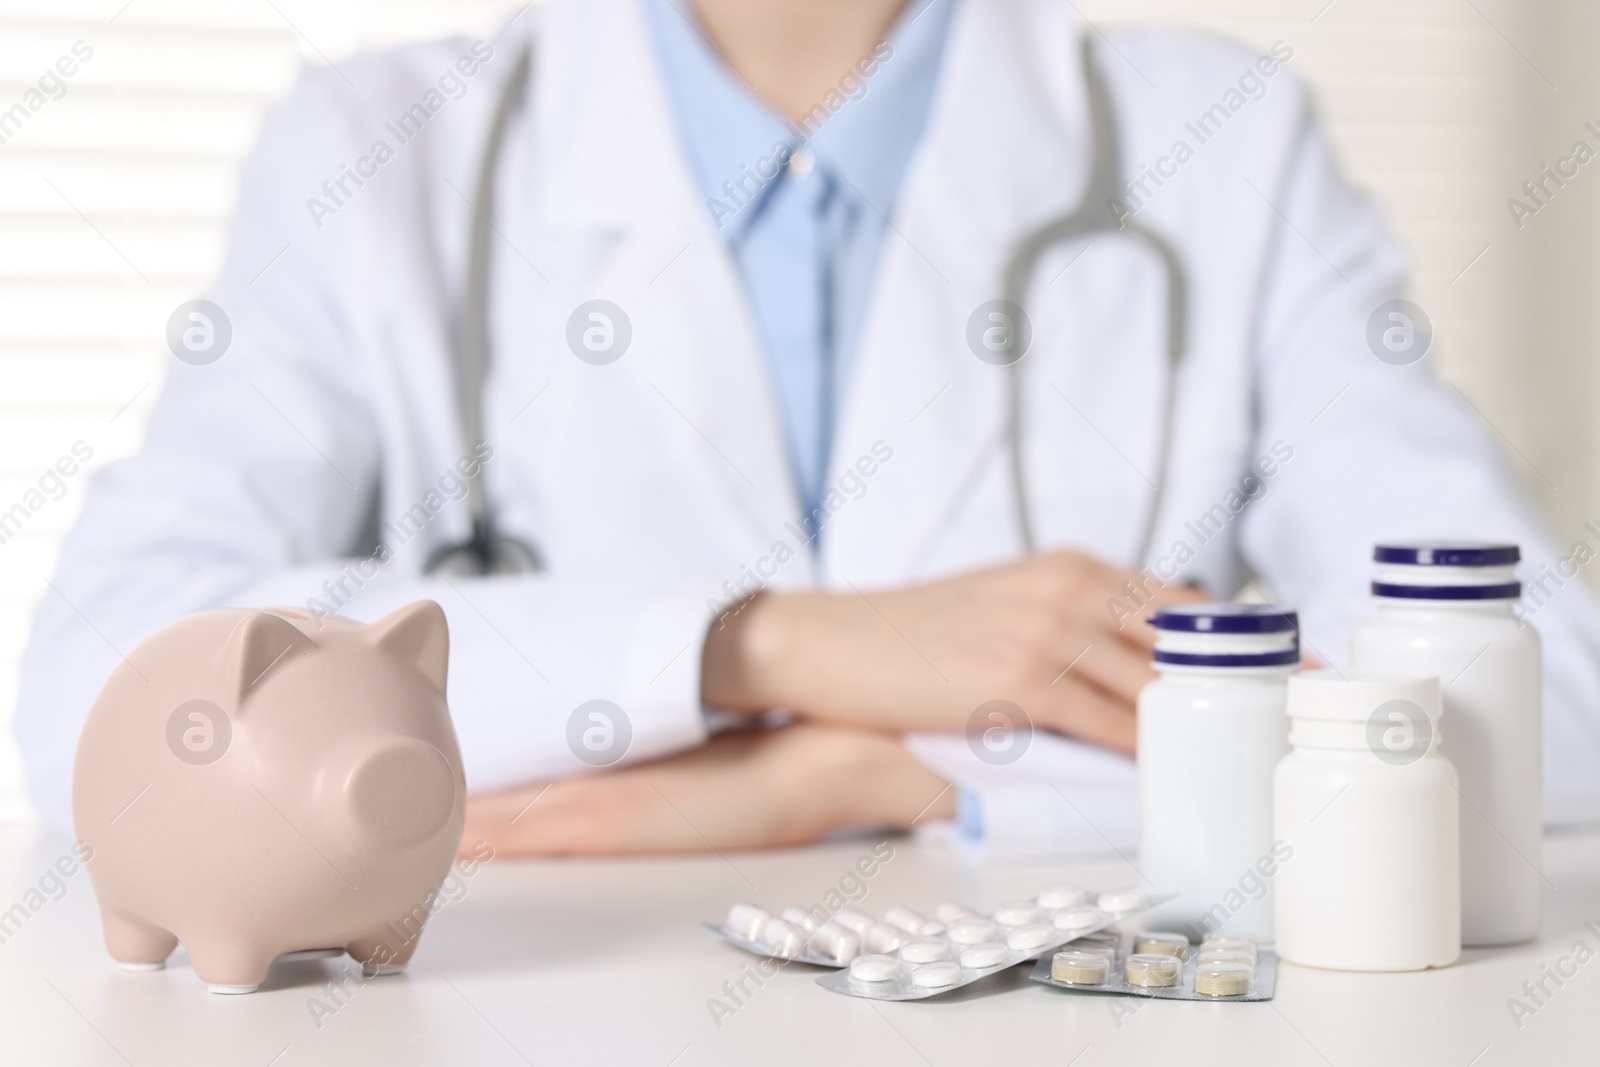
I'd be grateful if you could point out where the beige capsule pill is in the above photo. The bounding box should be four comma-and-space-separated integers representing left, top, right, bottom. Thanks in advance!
1064, 941, 1116, 963
1195, 960, 1253, 997
912, 961, 962, 988
1124, 953, 1182, 988
1051, 950, 1111, 985
1071, 930, 1120, 948
849, 954, 901, 983
1133, 932, 1189, 958
899, 938, 950, 964
1200, 937, 1257, 960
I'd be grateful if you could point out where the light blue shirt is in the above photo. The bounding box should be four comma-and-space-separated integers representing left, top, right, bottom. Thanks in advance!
643, 0, 956, 533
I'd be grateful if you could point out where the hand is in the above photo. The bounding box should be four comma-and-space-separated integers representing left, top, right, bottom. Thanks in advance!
703, 550, 1209, 755
460, 722, 954, 857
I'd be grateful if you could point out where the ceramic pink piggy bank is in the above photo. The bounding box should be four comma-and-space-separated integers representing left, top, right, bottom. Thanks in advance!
73, 601, 464, 994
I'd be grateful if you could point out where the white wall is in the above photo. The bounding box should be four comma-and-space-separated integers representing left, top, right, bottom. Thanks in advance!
0, 0, 530, 821
1, 0, 1593, 821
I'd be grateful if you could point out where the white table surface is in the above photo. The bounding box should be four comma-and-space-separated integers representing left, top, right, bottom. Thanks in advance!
0, 824, 1596, 1066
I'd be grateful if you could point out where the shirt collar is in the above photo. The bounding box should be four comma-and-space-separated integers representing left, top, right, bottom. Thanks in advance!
643, 0, 957, 239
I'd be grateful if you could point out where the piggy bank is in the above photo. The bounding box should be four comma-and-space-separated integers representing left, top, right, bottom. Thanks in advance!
72, 601, 464, 993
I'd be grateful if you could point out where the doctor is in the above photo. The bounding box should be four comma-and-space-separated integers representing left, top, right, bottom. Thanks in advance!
18, 0, 1600, 857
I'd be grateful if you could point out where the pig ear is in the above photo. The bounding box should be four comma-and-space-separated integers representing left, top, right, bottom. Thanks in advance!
366, 601, 449, 694
227, 612, 315, 705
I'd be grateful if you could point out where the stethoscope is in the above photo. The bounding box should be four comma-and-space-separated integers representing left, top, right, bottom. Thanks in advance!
424, 32, 1185, 577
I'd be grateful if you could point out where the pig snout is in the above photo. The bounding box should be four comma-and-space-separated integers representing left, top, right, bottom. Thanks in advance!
330, 738, 458, 850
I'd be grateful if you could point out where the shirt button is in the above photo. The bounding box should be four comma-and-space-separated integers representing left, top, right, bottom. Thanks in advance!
788, 148, 815, 180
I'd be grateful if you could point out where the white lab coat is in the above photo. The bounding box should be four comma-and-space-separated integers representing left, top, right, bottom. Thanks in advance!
19, 0, 1600, 854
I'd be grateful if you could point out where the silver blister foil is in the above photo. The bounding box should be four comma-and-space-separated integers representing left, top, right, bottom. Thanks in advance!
813, 893, 1176, 1001
1029, 935, 1279, 1002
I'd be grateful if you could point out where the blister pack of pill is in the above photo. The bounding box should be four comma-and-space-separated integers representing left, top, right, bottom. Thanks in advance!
705, 901, 881, 968
805, 887, 1172, 1001
1028, 931, 1278, 1001
709, 887, 1161, 976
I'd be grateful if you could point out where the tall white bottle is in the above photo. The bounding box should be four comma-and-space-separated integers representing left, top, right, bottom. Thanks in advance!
1138, 603, 1297, 943
1351, 542, 1541, 946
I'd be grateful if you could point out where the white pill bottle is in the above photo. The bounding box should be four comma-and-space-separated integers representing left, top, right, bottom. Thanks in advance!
1274, 670, 1460, 971
1350, 542, 1541, 946
1137, 603, 1298, 943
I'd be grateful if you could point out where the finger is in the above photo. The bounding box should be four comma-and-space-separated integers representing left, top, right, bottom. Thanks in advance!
1043, 614, 1158, 713
1033, 675, 1137, 755
1151, 582, 1212, 605
1058, 593, 1162, 655
1050, 632, 1158, 707
1101, 581, 1213, 648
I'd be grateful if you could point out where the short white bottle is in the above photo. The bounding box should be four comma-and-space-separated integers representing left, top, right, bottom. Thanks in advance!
1137, 603, 1298, 943
1274, 670, 1460, 971
1350, 542, 1541, 946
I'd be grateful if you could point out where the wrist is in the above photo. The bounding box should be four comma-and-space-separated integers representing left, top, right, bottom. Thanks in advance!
834, 730, 955, 830
701, 591, 805, 713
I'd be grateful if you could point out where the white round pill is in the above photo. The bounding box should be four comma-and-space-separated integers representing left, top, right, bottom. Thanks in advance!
761, 918, 806, 958
959, 942, 1008, 968
1006, 923, 1053, 951
781, 906, 820, 935
1050, 906, 1107, 932
851, 953, 902, 979
810, 921, 861, 964
947, 918, 1000, 945
832, 909, 875, 938
884, 905, 929, 935
934, 902, 976, 923
899, 938, 950, 963
866, 923, 907, 954
911, 961, 962, 988
849, 954, 900, 983
726, 903, 769, 942
1097, 888, 1145, 913
991, 902, 1045, 927
1037, 884, 1089, 909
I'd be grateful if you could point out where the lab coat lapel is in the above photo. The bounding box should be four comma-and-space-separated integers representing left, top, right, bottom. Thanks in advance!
523, 0, 804, 557
828, 0, 1110, 585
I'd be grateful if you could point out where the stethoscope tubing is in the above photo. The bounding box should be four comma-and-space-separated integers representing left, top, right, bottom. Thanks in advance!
433, 28, 1185, 577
